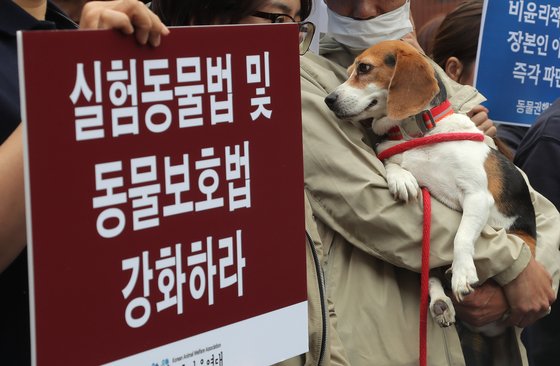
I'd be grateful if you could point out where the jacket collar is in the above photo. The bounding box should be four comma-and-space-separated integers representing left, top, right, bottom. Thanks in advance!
319, 34, 361, 69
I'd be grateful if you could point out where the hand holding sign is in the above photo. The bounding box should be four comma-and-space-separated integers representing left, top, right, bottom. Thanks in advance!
80, 0, 170, 46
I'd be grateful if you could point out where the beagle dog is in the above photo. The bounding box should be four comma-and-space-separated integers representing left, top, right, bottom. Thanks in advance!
325, 40, 536, 333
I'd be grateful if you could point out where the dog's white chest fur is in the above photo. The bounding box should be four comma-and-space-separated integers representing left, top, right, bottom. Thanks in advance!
378, 114, 490, 211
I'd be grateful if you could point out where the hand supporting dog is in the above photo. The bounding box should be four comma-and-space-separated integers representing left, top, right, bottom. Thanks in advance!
503, 257, 555, 328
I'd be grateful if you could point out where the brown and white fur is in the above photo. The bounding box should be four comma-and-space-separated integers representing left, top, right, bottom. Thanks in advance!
325, 40, 536, 334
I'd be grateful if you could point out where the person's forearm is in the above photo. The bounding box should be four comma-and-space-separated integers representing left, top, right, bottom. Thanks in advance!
0, 125, 26, 273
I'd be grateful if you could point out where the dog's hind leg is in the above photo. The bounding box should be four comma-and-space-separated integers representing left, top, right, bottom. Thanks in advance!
451, 190, 493, 301
429, 274, 456, 327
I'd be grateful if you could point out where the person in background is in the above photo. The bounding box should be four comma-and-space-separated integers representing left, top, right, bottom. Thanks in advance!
0, 0, 168, 364
514, 97, 560, 366
416, 13, 445, 56
150, 0, 350, 365
431, 0, 528, 151
431, 0, 480, 86
151, 0, 259, 27
300, 0, 560, 365
430, 0, 497, 139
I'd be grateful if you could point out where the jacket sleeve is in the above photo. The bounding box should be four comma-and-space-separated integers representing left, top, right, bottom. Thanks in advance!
529, 178, 560, 294
304, 191, 351, 366
300, 57, 538, 285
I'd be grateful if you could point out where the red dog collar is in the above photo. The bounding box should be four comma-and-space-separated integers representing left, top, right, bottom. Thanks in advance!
386, 99, 454, 140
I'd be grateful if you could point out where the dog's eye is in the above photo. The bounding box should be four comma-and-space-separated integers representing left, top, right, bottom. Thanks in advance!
357, 63, 372, 75
357, 63, 372, 74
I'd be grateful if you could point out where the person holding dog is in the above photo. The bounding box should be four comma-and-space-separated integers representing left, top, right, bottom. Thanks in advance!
300, 0, 560, 365
145, 1, 558, 364
0, 0, 169, 363
149, 1, 352, 365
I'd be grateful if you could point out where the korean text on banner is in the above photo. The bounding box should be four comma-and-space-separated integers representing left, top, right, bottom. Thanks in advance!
476, 0, 560, 126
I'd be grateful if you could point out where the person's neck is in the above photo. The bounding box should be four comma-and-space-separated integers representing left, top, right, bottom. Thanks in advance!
13, 0, 47, 20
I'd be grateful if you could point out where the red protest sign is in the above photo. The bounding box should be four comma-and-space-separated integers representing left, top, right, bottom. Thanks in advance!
18, 24, 306, 366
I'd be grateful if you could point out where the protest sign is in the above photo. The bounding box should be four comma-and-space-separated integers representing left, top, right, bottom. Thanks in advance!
476, 0, 560, 126
18, 24, 307, 366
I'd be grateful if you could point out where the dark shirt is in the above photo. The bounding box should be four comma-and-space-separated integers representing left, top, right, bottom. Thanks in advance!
515, 99, 560, 207
496, 123, 529, 156
0, 1, 75, 364
514, 98, 560, 366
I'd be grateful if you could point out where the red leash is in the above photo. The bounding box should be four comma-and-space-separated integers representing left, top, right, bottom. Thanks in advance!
377, 132, 484, 366
420, 187, 431, 366
377, 132, 484, 161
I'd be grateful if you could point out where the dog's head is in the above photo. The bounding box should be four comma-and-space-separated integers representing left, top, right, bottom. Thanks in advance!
325, 40, 440, 124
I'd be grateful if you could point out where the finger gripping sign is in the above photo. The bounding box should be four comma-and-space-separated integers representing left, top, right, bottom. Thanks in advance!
18, 24, 306, 366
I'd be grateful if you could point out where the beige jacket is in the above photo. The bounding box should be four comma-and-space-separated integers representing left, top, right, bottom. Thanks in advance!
274, 192, 351, 366
299, 36, 560, 365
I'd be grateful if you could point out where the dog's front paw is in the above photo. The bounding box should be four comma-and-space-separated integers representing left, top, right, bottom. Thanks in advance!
451, 258, 479, 302
385, 164, 419, 202
429, 295, 456, 327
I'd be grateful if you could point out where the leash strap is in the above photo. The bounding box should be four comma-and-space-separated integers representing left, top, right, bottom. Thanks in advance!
377, 132, 485, 161
376, 132, 485, 366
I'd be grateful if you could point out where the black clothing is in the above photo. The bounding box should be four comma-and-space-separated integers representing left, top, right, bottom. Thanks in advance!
515, 99, 560, 208
496, 123, 528, 156
514, 98, 560, 366
0, 1, 75, 364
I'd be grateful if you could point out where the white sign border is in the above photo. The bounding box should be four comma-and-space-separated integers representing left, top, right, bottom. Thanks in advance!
103, 301, 308, 366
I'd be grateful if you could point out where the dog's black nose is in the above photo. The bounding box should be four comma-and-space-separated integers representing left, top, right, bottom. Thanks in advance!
324, 93, 338, 110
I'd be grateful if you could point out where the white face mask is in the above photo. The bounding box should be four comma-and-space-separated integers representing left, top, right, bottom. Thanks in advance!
326, 0, 413, 50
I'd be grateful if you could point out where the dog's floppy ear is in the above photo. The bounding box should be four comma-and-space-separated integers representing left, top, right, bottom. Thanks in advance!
386, 46, 439, 120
